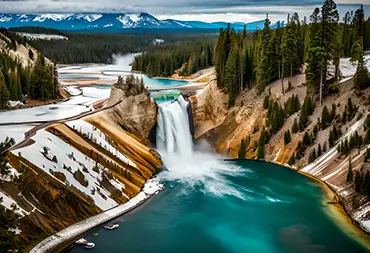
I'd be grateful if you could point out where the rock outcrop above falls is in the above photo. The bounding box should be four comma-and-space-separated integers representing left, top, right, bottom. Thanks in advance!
104, 76, 157, 140
86, 75, 162, 175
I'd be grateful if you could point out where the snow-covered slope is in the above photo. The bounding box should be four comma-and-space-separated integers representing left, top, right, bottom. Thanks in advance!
12, 129, 121, 210
0, 13, 284, 32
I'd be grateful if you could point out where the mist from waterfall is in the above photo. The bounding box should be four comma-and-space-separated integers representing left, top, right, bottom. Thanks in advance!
156, 96, 247, 199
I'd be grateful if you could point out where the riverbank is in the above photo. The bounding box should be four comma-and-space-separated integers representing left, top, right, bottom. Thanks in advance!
234, 158, 370, 250
298, 170, 370, 251
30, 179, 163, 253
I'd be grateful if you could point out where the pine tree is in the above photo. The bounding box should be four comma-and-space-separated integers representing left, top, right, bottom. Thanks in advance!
288, 154, 296, 165
303, 132, 312, 146
354, 5, 366, 46
317, 144, 322, 157
350, 39, 363, 63
305, 46, 326, 97
321, 105, 331, 129
354, 45, 370, 90
323, 141, 328, 152
355, 170, 362, 192
284, 130, 291, 145
256, 17, 272, 94
292, 118, 299, 133
346, 157, 353, 183
299, 94, 314, 129
28, 49, 34, 60
320, 0, 340, 91
225, 45, 239, 107
238, 139, 247, 158
257, 144, 265, 160
281, 21, 298, 86
263, 94, 269, 109
0, 71, 10, 109
215, 29, 226, 89
330, 103, 336, 122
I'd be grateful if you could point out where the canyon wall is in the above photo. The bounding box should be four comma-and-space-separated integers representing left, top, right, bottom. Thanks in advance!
191, 75, 370, 234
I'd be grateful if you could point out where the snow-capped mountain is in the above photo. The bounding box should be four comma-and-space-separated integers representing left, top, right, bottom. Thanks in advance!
0, 13, 283, 32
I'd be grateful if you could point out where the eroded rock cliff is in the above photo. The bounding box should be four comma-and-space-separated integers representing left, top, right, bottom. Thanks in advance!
104, 76, 157, 140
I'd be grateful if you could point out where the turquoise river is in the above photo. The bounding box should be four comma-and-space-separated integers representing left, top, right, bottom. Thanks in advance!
67, 157, 370, 253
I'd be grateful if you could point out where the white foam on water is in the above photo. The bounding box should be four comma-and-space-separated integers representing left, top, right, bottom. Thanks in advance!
156, 95, 248, 200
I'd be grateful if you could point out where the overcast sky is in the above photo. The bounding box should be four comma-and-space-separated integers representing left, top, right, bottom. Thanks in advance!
0, 0, 369, 22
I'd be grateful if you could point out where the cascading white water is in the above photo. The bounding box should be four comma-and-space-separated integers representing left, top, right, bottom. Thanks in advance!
156, 95, 193, 157
156, 95, 247, 200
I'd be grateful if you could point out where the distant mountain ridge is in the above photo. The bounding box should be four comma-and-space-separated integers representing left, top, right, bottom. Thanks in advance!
0, 13, 284, 32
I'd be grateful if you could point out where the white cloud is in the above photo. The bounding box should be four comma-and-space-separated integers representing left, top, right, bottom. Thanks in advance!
0, 0, 369, 23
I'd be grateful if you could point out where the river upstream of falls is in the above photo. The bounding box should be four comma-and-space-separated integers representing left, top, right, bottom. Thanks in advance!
67, 97, 369, 253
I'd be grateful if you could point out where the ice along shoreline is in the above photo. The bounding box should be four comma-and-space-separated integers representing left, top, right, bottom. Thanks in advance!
30, 179, 163, 253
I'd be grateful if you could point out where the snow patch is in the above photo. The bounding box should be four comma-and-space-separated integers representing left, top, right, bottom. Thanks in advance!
64, 86, 82, 96
66, 119, 136, 168
127, 14, 141, 23
117, 15, 132, 27
12, 130, 119, 210
0, 16, 12, 22
0, 164, 22, 182
8, 227, 22, 235
33, 14, 70, 22
0, 191, 27, 217
7, 100, 24, 107
339, 55, 370, 78
76, 14, 102, 22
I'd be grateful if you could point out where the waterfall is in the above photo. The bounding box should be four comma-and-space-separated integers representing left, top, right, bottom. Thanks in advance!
156, 96, 193, 157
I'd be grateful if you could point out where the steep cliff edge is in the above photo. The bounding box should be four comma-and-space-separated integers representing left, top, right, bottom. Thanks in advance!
189, 80, 228, 139
103, 76, 157, 140
191, 74, 370, 234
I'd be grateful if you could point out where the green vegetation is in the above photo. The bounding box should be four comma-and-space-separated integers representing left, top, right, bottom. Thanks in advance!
0, 28, 59, 108
298, 95, 314, 130
132, 39, 214, 77
214, 24, 250, 106
291, 118, 299, 134
29, 56, 59, 100
329, 125, 341, 148
308, 148, 317, 163
10, 26, 67, 36
284, 130, 291, 145
284, 95, 300, 117
0, 138, 22, 252
354, 169, 370, 198
238, 139, 247, 158
347, 157, 353, 183
263, 95, 270, 109
0, 137, 15, 176
321, 106, 331, 129
28, 32, 216, 64
266, 100, 285, 134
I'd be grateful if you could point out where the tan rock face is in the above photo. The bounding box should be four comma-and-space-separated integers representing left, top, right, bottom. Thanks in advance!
105, 76, 158, 140
189, 80, 228, 139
